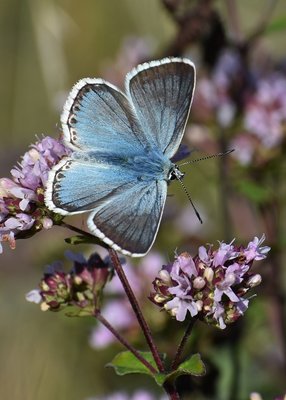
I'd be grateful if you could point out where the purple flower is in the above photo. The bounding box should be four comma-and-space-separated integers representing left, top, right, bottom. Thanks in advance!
150, 236, 270, 329
26, 252, 112, 313
243, 234, 271, 262
0, 136, 70, 253
86, 391, 168, 400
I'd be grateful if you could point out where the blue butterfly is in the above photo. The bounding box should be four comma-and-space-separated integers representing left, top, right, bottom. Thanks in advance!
45, 57, 196, 257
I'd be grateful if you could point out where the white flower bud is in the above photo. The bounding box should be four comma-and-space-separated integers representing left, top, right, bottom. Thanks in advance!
40, 302, 50, 312
247, 274, 262, 288
249, 393, 263, 400
154, 294, 167, 303
195, 300, 203, 311
165, 304, 178, 317
193, 276, 206, 289
74, 276, 82, 285
204, 267, 214, 282
158, 269, 171, 284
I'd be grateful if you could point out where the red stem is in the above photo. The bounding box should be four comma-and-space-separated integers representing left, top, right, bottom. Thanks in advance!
171, 319, 196, 371
94, 310, 157, 374
109, 249, 165, 373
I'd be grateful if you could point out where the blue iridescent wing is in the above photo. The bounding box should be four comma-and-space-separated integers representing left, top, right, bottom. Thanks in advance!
45, 154, 167, 256
87, 179, 167, 257
45, 155, 138, 215
61, 78, 151, 153
126, 57, 196, 158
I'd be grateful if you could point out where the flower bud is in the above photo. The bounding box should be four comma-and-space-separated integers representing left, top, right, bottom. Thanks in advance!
247, 274, 262, 288
204, 267, 214, 282
154, 294, 167, 303
195, 300, 203, 311
158, 269, 171, 284
193, 276, 206, 289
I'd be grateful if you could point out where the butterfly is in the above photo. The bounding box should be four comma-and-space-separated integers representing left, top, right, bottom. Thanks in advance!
45, 57, 196, 257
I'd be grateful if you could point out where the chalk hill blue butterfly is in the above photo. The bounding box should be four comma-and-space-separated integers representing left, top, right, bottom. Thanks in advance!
45, 57, 196, 257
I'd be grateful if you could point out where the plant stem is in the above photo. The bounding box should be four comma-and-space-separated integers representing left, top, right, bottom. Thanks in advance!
225, 0, 243, 42
163, 381, 180, 400
94, 310, 158, 374
171, 319, 196, 370
109, 249, 165, 373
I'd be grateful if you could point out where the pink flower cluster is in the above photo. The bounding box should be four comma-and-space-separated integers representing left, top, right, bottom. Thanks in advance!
0, 136, 69, 253
150, 235, 270, 329
232, 74, 286, 165
26, 251, 111, 312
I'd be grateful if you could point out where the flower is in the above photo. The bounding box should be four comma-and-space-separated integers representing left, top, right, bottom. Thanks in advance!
26, 251, 112, 313
231, 74, 286, 165
86, 390, 167, 400
0, 136, 70, 253
249, 393, 286, 400
150, 235, 270, 329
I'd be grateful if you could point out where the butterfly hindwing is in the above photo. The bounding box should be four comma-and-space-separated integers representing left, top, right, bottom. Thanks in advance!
87, 179, 167, 257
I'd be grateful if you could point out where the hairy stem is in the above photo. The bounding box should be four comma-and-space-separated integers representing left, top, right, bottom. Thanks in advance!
109, 249, 165, 373
171, 319, 197, 370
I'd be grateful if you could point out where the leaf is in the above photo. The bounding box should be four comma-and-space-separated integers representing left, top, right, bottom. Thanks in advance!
64, 234, 107, 247
177, 353, 206, 376
236, 180, 272, 204
107, 351, 165, 377
154, 354, 206, 386
264, 16, 286, 34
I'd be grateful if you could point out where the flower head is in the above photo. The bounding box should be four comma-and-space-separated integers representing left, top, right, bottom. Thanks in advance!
26, 252, 112, 313
150, 235, 270, 329
0, 136, 70, 253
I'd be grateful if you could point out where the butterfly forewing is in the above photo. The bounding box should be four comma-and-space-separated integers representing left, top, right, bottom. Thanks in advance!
61, 79, 149, 153
126, 58, 196, 158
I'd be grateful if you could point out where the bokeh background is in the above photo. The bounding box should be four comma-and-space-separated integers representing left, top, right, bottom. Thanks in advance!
0, 1, 286, 399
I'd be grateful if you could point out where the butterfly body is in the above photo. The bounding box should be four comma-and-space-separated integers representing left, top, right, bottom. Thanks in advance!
45, 58, 196, 257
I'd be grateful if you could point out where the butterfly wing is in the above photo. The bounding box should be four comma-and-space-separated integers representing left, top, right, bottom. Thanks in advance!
45, 155, 139, 215
88, 179, 167, 257
61, 78, 151, 153
126, 57, 196, 158
45, 155, 167, 256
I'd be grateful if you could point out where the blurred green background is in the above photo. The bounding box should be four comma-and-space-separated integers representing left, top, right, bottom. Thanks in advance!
0, 1, 286, 399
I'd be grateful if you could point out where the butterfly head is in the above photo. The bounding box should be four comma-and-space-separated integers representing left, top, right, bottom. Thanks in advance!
168, 165, 185, 182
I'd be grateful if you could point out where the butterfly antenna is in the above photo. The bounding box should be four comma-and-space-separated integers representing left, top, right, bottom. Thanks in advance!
179, 149, 234, 166
176, 175, 203, 224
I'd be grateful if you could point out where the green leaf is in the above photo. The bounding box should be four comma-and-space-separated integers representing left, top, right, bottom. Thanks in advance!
154, 353, 206, 386
177, 353, 206, 376
264, 16, 286, 34
236, 180, 272, 204
107, 351, 205, 387
64, 234, 107, 247
107, 351, 165, 377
